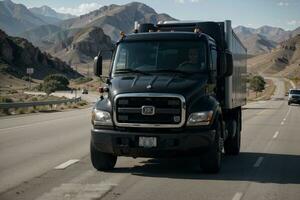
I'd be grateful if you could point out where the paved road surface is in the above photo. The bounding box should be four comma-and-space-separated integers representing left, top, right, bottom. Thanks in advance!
25, 91, 100, 103
1, 78, 300, 200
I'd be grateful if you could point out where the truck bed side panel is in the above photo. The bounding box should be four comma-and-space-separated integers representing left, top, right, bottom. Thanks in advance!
225, 21, 247, 109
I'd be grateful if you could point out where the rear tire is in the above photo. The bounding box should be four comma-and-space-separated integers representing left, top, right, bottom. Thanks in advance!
224, 120, 241, 155
200, 120, 222, 173
288, 101, 291, 105
90, 141, 117, 171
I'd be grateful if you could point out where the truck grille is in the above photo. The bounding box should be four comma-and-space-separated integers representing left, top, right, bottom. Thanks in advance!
113, 93, 186, 128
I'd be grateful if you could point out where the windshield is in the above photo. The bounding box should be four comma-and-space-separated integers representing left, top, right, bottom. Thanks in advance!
290, 90, 300, 94
112, 40, 207, 75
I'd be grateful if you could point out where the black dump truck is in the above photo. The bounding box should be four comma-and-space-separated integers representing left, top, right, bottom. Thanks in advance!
91, 20, 247, 173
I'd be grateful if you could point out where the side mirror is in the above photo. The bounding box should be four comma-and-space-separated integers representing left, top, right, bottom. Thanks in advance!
225, 52, 233, 77
94, 55, 102, 76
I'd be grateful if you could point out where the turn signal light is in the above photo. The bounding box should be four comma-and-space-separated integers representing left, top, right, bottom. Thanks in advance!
98, 87, 109, 93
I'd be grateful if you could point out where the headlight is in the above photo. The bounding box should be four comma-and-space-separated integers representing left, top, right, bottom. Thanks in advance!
92, 109, 113, 126
186, 111, 213, 126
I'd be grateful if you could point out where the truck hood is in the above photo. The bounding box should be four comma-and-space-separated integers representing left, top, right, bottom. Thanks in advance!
109, 74, 208, 101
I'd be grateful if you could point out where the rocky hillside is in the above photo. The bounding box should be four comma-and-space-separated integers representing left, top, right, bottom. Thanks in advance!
49, 26, 112, 64
241, 34, 277, 55
29, 6, 75, 20
0, 29, 80, 79
248, 34, 300, 78
18, 2, 174, 65
0, 0, 47, 36
25, 2, 176, 43
234, 25, 300, 55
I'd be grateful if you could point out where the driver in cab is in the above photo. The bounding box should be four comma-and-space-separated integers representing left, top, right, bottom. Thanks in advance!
178, 48, 206, 72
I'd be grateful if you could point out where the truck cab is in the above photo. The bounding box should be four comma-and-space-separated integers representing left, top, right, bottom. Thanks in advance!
91, 20, 247, 173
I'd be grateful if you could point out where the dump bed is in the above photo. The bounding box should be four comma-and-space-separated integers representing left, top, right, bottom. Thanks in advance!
224, 21, 247, 109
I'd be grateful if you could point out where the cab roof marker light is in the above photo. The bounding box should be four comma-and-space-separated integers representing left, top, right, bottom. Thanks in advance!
120, 31, 126, 39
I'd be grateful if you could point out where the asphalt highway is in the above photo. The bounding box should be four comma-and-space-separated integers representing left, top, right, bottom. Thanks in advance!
0, 78, 299, 200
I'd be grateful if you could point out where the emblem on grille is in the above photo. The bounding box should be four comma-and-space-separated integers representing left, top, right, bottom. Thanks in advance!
146, 84, 152, 89
141, 106, 155, 116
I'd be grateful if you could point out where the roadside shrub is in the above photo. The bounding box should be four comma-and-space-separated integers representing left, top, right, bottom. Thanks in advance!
77, 100, 88, 106
22, 76, 30, 81
43, 74, 70, 95
31, 97, 38, 101
249, 75, 266, 97
34, 83, 43, 91
16, 108, 27, 114
0, 96, 13, 103
44, 74, 69, 90
43, 80, 60, 96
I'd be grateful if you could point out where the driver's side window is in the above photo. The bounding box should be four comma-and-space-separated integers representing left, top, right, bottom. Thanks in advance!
116, 48, 127, 69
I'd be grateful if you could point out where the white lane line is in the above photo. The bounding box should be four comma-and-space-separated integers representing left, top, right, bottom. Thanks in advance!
55, 159, 79, 170
0, 113, 89, 132
232, 192, 243, 200
254, 157, 264, 168
283, 107, 291, 121
273, 131, 279, 139
256, 110, 267, 115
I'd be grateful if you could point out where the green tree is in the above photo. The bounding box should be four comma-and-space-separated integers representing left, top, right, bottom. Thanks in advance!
250, 75, 266, 97
44, 74, 69, 90
43, 80, 61, 96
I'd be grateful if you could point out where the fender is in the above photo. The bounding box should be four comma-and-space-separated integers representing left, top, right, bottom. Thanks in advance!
94, 97, 112, 113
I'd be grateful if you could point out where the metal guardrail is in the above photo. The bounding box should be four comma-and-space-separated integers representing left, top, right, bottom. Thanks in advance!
0, 97, 81, 109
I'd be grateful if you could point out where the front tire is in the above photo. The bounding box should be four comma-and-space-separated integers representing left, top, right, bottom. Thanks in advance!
90, 141, 117, 171
200, 120, 222, 173
224, 120, 241, 155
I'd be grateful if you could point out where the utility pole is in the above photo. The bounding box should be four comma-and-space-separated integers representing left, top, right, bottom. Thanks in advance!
26, 68, 34, 90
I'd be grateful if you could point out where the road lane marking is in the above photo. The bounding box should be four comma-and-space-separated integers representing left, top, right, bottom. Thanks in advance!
283, 107, 291, 121
0, 112, 89, 132
254, 157, 264, 168
232, 192, 243, 200
55, 159, 79, 169
256, 110, 267, 115
35, 173, 125, 200
273, 131, 279, 139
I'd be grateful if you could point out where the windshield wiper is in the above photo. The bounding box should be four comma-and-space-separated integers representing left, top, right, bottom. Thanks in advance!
148, 69, 192, 75
114, 68, 150, 75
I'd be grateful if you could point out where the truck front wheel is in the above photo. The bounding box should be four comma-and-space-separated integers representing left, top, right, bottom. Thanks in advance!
90, 142, 117, 171
200, 120, 222, 173
224, 120, 241, 155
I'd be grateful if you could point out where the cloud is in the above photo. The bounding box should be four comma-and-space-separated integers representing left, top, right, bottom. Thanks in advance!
287, 19, 300, 26
287, 20, 297, 25
56, 2, 102, 16
277, 1, 289, 6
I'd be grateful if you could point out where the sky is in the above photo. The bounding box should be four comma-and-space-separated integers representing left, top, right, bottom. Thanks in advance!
10, 0, 300, 30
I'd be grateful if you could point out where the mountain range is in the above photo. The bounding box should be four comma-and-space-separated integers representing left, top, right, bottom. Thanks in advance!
0, 0, 75, 36
0, 29, 80, 79
29, 5, 75, 21
234, 25, 300, 55
12, 1, 175, 65
1, 0, 300, 69
248, 34, 300, 78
